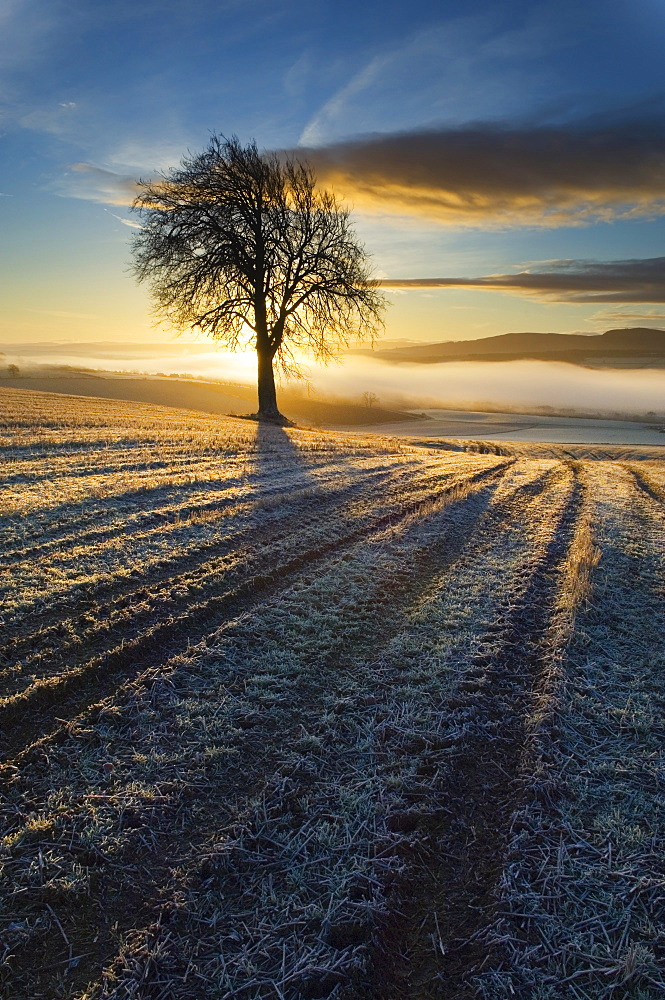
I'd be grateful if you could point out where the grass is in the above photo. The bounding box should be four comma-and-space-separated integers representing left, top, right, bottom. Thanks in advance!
478, 463, 665, 999
0, 386, 664, 999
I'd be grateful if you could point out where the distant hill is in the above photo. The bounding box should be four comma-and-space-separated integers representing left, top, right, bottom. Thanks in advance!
364, 327, 665, 365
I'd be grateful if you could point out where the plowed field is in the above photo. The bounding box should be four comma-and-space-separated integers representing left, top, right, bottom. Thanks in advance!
1, 387, 664, 1000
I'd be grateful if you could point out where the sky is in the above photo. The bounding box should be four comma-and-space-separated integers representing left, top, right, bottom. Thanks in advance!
1, 0, 665, 353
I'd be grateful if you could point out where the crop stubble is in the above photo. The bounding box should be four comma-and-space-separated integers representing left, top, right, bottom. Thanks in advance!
0, 387, 663, 1000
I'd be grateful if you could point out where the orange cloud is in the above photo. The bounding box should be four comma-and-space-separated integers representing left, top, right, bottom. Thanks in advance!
295, 120, 665, 227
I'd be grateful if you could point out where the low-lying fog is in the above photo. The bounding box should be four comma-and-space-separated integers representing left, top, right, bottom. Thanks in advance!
2, 342, 665, 420
316, 357, 665, 419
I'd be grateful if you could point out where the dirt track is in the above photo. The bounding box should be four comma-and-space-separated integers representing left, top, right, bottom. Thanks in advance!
1, 387, 664, 1000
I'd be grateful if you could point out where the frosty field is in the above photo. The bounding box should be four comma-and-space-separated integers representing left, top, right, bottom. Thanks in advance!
1, 386, 664, 1000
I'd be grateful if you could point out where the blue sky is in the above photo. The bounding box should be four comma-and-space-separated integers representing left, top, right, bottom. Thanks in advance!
1, 0, 665, 346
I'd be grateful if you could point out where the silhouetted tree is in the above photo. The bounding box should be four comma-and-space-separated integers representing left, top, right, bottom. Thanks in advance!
131, 136, 386, 423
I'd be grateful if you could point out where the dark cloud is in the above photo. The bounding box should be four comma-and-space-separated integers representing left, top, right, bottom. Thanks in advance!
380, 257, 665, 303
296, 118, 665, 226
61, 116, 665, 227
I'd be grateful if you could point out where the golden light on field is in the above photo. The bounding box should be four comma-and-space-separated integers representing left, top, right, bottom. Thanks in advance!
1, 386, 664, 996
2, 0, 665, 993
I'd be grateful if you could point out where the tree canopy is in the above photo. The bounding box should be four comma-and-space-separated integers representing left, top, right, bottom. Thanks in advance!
131, 135, 386, 422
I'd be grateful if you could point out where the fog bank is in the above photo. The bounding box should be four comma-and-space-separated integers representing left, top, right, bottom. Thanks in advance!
2, 342, 664, 419
1, 343, 257, 383
309, 357, 665, 418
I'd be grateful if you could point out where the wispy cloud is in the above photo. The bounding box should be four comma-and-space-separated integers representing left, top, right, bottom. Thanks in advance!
55, 162, 143, 205
380, 258, 665, 303
300, 56, 389, 146
104, 208, 142, 229
590, 308, 665, 325
294, 117, 665, 227
299, 11, 563, 146
19, 100, 79, 136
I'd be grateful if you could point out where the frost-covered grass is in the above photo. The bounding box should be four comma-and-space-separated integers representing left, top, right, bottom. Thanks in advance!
0, 388, 663, 1000
479, 464, 665, 1000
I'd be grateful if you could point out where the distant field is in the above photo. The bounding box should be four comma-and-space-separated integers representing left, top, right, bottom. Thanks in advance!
0, 374, 421, 428
352, 408, 665, 447
1, 386, 664, 999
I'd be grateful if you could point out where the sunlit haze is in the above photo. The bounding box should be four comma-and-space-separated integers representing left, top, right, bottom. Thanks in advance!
2, 0, 665, 402
2, 6, 665, 985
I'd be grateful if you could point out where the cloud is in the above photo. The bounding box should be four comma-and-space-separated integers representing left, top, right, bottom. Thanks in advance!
52, 114, 665, 235
380, 257, 665, 303
55, 162, 144, 205
299, 11, 565, 146
300, 56, 388, 146
0, 0, 59, 74
591, 308, 665, 325
294, 118, 665, 227
19, 100, 79, 136
104, 208, 143, 229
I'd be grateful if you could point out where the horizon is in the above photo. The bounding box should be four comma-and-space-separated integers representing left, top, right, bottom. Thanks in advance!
2, 0, 665, 359
2, 6, 664, 986
4, 338, 665, 423
3, 320, 665, 354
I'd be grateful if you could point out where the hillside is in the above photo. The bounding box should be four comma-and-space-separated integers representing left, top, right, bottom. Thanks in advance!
365, 326, 665, 365
0, 371, 421, 427
1, 387, 664, 999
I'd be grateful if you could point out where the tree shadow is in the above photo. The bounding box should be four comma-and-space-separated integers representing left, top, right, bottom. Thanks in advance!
250, 418, 320, 492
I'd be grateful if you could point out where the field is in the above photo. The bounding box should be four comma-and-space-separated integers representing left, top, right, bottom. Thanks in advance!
1, 385, 664, 1000
0, 373, 421, 428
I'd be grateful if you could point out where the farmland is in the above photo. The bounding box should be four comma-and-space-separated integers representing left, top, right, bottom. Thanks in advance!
1, 385, 664, 1000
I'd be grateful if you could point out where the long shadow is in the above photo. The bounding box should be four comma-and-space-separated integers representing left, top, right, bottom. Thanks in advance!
250, 418, 323, 491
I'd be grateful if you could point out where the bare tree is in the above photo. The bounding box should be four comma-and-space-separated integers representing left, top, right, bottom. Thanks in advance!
362, 391, 379, 408
131, 136, 386, 423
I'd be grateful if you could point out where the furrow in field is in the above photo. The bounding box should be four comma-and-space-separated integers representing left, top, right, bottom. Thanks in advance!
0, 456, 286, 560
358, 460, 584, 1000
0, 454, 406, 565
0, 458, 492, 673
0, 461, 508, 760
624, 461, 665, 507
1, 439, 364, 523
0, 458, 244, 520
476, 462, 665, 999
89, 459, 567, 999
2, 449, 453, 571
0, 465, 424, 692
2, 463, 462, 600
0, 438, 403, 535
1, 449, 221, 487
0, 460, 565, 1000
0, 462, 524, 998
0, 450, 317, 543
1, 454, 445, 620
0, 457, 402, 628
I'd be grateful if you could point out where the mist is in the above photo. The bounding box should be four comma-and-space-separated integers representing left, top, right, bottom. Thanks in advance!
3, 342, 664, 419
307, 356, 665, 419
1, 342, 257, 383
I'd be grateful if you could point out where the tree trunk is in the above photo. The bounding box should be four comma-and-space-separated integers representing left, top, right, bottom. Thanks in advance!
256, 346, 284, 422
